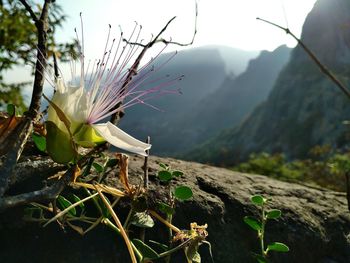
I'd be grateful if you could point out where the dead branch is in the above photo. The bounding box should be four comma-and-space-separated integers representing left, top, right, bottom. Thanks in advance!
0, 165, 74, 211
257, 17, 350, 211
257, 17, 350, 100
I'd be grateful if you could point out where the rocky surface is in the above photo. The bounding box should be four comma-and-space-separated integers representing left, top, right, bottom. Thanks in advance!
0, 154, 349, 263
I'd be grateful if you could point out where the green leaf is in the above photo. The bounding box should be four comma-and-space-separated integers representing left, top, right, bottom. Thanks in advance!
57, 195, 76, 216
158, 170, 172, 181
7, 104, 15, 116
92, 162, 104, 173
172, 170, 184, 177
46, 121, 76, 164
267, 242, 289, 253
251, 195, 265, 206
70, 194, 85, 210
32, 133, 46, 152
266, 209, 281, 219
159, 163, 168, 170
186, 240, 200, 263
148, 240, 169, 252
157, 202, 175, 215
132, 239, 159, 260
174, 186, 193, 201
105, 158, 118, 168
131, 212, 155, 228
98, 197, 111, 218
243, 216, 262, 231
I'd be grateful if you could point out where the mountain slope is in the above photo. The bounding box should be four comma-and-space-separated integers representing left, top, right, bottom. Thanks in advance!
119, 46, 258, 154
160, 45, 291, 156
186, 0, 350, 166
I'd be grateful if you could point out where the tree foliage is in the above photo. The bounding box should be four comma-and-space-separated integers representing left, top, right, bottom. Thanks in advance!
233, 145, 348, 192
0, 0, 76, 110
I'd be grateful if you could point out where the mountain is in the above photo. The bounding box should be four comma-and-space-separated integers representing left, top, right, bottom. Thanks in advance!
213, 45, 260, 74
185, 0, 350, 166
155, 45, 291, 156
119, 46, 258, 154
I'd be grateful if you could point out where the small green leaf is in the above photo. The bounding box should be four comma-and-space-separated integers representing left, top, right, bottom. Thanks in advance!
70, 194, 85, 210
172, 170, 184, 177
32, 133, 46, 152
267, 242, 289, 253
105, 158, 118, 168
174, 186, 193, 201
243, 216, 262, 231
157, 202, 175, 215
266, 209, 281, 219
159, 163, 168, 170
158, 170, 172, 181
132, 239, 159, 260
7, 104, 15, 116
131, 212, 155, 228
251, 195, 265, 206
57, 195, 76, 216
92, 162, 104, 173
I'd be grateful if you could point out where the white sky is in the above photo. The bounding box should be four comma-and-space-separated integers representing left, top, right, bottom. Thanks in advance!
55, 0, 317, 54
6, 0, 317, 86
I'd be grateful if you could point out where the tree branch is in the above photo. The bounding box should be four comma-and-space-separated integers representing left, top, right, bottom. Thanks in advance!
0, 166, 74, 211
0, 0, 52, 197
28, 0, 51, 117
256, 17, 350, 100
19, 0, 39, 23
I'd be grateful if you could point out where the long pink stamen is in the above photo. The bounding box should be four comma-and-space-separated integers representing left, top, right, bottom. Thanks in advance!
70, 22, 178, 125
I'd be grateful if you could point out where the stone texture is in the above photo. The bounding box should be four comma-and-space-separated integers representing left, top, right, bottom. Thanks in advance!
0, 154, 349, 263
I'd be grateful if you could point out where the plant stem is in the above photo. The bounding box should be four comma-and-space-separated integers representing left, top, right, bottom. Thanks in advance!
103, 218, 143, 261
149, 210, 180, 233
260, 203, 266, 258
95, 186, 138, 263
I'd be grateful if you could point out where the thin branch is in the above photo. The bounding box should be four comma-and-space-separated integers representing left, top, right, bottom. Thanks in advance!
43, 192, 99, 227
110, 2, 198, 125
143, 136, 150, 189
0, 166, 74, 211
159, 1, 198, 47
257, 17, 350, 100
19, 0, 39, 23
140, 136, 150, 242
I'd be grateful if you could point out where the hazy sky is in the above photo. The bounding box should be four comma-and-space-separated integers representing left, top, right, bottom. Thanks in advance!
55, 0, 317, 54
6, 0, 318, 85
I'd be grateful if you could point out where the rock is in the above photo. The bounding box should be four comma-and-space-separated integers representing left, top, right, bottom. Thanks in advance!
0, 155, 349, 263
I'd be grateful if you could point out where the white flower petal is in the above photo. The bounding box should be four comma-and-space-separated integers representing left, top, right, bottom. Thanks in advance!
48, 79, 89, 133
92, 122, 151, 156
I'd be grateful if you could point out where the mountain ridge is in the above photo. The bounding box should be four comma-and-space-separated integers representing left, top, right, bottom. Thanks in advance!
185, 0, 350, 166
